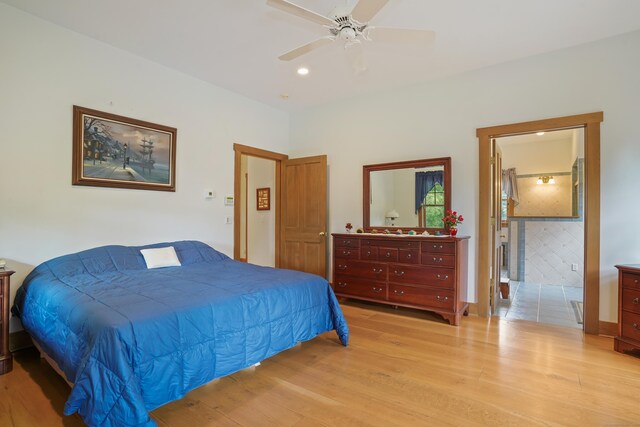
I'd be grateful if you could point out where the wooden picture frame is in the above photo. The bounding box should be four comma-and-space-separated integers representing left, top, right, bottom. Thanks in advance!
257, 187, 270, 211
72, 106, 177, 191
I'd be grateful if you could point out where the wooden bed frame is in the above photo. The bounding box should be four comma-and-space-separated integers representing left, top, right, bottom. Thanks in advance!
32, 339, 73, 387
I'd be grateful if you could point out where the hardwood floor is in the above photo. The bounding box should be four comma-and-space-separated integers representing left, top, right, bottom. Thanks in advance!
2, 301, 639, 426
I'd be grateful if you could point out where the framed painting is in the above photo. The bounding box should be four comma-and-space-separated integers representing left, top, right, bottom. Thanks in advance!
72, 106, 177, 191
257, 187, 270, 210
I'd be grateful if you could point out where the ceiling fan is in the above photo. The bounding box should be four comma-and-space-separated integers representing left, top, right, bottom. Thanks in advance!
267, 0, 435, 70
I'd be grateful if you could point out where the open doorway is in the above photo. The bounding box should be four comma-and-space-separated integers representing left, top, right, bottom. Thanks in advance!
477, 112, 603, 334
495, 129, 585, 329
233, 144, 287, 266
239, 155, 277, 266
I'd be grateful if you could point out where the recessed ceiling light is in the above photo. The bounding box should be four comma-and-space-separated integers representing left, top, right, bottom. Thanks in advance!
536, 132, 545, 136
297, 67, 309, 76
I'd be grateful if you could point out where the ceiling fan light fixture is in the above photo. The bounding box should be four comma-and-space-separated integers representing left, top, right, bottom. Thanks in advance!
297, 67, 309, 76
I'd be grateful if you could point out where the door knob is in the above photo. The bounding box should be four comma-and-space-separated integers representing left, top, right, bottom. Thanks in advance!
319, 231, 326, 236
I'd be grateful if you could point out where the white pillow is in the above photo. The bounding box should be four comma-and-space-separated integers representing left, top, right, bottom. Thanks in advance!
140, 246, 182, 269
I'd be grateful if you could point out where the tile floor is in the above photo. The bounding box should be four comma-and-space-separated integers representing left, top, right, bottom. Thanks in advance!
495, 280, 584, 329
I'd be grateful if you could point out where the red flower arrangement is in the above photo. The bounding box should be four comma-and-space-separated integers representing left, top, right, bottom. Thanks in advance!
442, 210, 464, 228
345, 222, 353, 232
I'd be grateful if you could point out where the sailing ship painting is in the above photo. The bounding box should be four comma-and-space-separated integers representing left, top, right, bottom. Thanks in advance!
72, 106, 177, 191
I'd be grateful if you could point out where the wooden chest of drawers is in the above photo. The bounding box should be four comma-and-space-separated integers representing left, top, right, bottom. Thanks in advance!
332, 233, 469, 325
615, 264, 640, 355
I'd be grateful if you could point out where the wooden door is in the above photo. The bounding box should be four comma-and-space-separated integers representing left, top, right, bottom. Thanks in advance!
280, 155, 328, 277
490, 139, 503, 314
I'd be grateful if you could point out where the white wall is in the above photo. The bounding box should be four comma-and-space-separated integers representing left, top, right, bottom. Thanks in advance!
246, 157, 276, 267
369, 168, 418, 228
290, 30, 640, 322
0, 4, 290, 311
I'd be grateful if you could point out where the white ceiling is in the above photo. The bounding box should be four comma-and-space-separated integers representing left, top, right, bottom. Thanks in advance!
4, 0, 640, 112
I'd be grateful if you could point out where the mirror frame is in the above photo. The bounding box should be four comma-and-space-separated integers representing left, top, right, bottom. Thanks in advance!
363, 157, 451, 233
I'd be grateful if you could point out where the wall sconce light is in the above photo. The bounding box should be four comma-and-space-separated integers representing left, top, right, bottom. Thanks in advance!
385, 209, 400, 226
537, 176, 555, 185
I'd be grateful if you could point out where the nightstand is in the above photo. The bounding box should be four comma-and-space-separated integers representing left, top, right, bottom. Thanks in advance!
0, 269, 14, 375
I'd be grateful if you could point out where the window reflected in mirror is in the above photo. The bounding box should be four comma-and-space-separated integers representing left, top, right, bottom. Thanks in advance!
364, 158, 451, 232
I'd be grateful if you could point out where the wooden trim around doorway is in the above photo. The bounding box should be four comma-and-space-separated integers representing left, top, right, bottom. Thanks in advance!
476, 112, 603, 334
233, 144, 288, 266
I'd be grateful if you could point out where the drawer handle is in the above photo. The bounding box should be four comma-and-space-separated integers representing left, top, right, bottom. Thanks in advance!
436, 296, 449, 302
373, 268, 383, 274
636, 279, 639, 284
342, 250, 351, 256
436, 274, 449, 281
394, 289, 404, 296
433, 244, 444, 249
372, 287, 383, 293
337, 264, 347, 270
406, 254, 412, 259
385, 252, 391, 258
634, 298, 639, 305
634, 323, 640, 331
345, 240, 351, 245
366, 251, 372, 256
337, 282, 347, 288
433, 257, 443, 263
394, 270, 405, 276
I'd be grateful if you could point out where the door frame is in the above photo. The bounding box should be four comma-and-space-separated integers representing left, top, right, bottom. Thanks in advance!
476, 112, 603, 334
233, 143, 288, 266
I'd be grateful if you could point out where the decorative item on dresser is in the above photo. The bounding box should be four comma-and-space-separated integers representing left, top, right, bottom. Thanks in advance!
332, 233, 469, 325
615, 264, 640, 356
0, 269, 14, 375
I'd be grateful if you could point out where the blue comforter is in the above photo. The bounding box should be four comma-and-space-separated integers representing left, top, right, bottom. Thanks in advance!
12, 241, 348, 426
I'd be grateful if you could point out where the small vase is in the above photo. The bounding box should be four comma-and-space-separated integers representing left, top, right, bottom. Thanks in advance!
449, 226, 458, 237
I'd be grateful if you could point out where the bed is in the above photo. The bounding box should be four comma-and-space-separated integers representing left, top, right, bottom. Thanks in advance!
11, 240, 349, 427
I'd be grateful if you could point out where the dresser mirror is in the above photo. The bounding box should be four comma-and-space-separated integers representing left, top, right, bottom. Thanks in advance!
363, 157, 451, 232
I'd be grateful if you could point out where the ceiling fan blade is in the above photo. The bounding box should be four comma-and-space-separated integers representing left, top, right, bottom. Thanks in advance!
266, 0, 335, 26
278, 36, 335, 61
351, 0, 389, 23
366, 27, 436, 44
345, 42, 368, 76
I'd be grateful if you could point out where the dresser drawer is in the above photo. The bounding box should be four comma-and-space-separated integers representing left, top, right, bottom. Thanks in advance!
378, 248, 398, 262
622, 288, 640, 315
361, 246, 378, 260
422, 241, 455, 254
335, 247, 359, 259
334, 236, 360, 248
421, 253, 456, 268
621, 311, 640, 343
398, 249, 419, 264
389, 285, 454, 310
333, 277, 387, 299
622, 272, 640, 290
334, 260, 387, 281
388, 265, 455, 289
362, 239, 419, 249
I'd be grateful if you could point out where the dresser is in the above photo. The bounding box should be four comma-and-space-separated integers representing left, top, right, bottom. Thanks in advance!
332, 233, 469, 325
615, 264, 640, 355
0, 269, 14, 375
